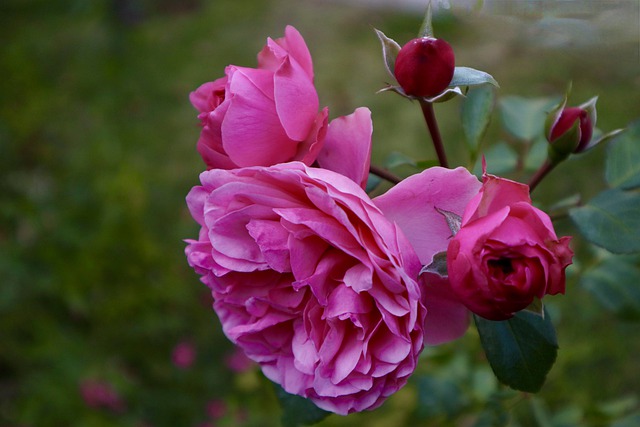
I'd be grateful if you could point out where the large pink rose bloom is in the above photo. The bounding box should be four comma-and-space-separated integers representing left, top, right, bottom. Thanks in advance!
185, 162, 425, 415
447, 172, 573, 321
190, 26, 329, 169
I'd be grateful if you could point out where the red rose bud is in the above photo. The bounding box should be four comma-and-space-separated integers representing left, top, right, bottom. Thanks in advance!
394, 37, 455, 98
548, 107, 594, 154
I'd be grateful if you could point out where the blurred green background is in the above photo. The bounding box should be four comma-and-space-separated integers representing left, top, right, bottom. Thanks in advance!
2, 0, 640, 425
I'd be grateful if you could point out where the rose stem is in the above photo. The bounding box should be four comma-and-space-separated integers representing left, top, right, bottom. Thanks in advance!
419, 98, 449, 168
528, 159, 557, 193
369, 165, 402, 185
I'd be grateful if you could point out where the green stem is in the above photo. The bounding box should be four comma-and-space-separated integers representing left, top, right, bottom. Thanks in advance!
369, 164, 402, 185
528, 159, 557, 193
419, 99, 449, 168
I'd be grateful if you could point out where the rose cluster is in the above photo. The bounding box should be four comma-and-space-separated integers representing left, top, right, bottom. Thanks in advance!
184, 26, 572, 415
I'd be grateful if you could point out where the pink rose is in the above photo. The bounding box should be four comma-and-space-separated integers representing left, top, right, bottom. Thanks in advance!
190, 26, 329, 170
185, 162, 425, 414
447, 171, 573, 320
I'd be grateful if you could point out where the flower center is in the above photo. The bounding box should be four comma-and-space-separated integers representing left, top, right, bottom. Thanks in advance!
488, 258, 514, 276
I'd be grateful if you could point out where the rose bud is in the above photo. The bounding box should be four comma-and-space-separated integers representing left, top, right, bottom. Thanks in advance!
394, 37, 455, 98
548, 106, 594, 155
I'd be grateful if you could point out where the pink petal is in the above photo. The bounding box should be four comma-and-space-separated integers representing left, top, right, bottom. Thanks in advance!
295, 108, 329, 165
370, 327, 411, 364
227, 66, 275, 101
274, 56, 319, 141
374, 167, 481, 265
292, 319, 319, 375
418, 274, 470, 345
246, 219, 291, 273
324, 284, 373, 319
466, 173, 530, 224
221, 90, 296, 167
186, 185, 210, 226
317, 107, 373, 189
282, 25, 314, 80
189, 77, 227, 113
331, 327, 363, 384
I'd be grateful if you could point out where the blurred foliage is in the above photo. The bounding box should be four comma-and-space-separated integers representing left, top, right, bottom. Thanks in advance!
1, 0, 640, 426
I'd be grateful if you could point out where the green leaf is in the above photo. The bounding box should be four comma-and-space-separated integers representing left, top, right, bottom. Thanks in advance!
500, 96, 558, 142
275, 385, 331, 427
384, 151, 416, 169
474, 309, 558, 393
473, 402, 510, 427
462, 85, 496, 156
606, 121, 640, 190
611, 412, 640, 427
580, 255, 640, 321
415, 376, 466, 419
449, 66, 499, 89
524, 138, 550, 171
569, 188, 640, 254
374, 28, 401, 80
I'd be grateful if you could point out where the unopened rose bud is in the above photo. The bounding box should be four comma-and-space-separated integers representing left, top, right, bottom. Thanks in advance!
394, 37, 455, 98
548, 107, 594, 154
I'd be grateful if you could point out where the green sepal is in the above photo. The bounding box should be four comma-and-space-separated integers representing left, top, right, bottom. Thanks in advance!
523, 298, 544, 318
448, 66, 499, 89
374, 28, 401, 80
544, 83, 571, 141
418, 1, 434, 38
547, 118, 580, 164
435, 207, 462, 236
377, 84, 465, 103
420, 251, 448, 278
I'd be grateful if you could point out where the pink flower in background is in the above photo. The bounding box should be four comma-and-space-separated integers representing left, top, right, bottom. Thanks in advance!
206, 399, 227, 419
374, 167, 482, 344
185, 162, 425, 415
190, 26, 328, 170
172, 340, 196, 369
447, 171, 573, 320
79, 379, 125, 413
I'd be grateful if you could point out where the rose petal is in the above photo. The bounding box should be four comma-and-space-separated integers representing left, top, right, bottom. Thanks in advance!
374, 167, 481, 264
282, 25, 314, 80
317, 107, 373, 189
221, 73, 296, 166
274, 56, 319, 141
419, 273, 470, 345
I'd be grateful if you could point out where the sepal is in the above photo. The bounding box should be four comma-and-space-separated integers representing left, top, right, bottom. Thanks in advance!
436, 207, 462, 236
418, 1, 434, 38
522, 298, 544, 318
448, 66, 499, 89
420, 251, 448, 278
374, 28, 401, 80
